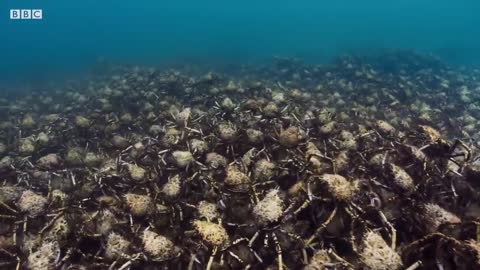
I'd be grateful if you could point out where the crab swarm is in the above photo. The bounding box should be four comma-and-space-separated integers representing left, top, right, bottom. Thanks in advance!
0, 51, 479, 269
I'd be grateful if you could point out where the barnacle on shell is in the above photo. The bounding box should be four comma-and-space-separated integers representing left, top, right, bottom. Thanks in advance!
359, 231, 402, 270
193, 220, 229, 248
17, 190, 48, 217
27, 241, 60, 270
253, 189, 284, 226
317, 174, 359, 202
124, 193, 154, 217
171, 150, 194, 168
142, 230, 180, 261
279, 126, 304, 147
224, 165, 251, 191
105, 232, 131, 259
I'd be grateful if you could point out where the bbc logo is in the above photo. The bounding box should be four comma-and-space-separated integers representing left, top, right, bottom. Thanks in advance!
10, 9, 43, 20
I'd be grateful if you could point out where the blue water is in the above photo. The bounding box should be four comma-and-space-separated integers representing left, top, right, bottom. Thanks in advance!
1, 0, 479, 86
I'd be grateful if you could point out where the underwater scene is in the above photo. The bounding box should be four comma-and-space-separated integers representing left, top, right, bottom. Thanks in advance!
1, 1, 480, 269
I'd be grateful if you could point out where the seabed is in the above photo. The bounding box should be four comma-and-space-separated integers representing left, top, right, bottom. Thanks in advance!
0, 51, 479, 270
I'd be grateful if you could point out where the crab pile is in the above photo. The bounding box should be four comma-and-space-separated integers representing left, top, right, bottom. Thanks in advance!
0, 51, 480, 269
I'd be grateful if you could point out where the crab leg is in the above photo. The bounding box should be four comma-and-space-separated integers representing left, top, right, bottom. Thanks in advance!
206, 246, 218, 270
305, 206, 337, 246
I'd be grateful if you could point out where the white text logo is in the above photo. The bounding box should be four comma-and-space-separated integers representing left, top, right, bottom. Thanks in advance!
10, 9, 43, 20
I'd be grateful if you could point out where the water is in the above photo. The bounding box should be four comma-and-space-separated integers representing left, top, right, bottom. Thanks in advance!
1, 0, 480, 87
2, 2, 480, 269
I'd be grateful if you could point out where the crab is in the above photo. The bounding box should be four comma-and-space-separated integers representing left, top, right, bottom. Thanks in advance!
402, 231, 480, 269
185, 218, 256, 270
